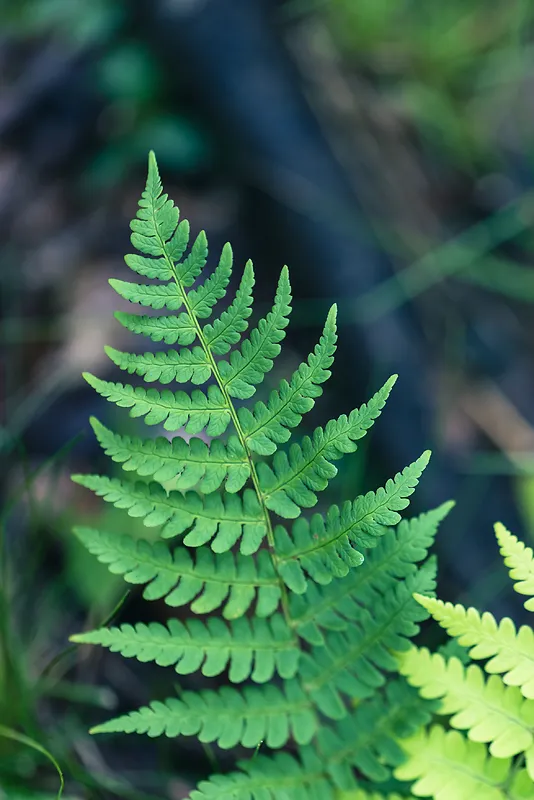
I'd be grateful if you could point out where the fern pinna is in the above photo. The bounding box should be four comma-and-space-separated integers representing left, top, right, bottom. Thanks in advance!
71, 152, 446, 799
396, 524, 534, 799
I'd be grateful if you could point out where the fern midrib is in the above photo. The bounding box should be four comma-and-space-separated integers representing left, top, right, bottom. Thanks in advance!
155, 225, 290, 601
110, 436, 244, 468
87, 477, 263, 524
109, 625, 294, 653
94, 378, 227, 413
153, 696, 312, 722
95, 539, 279, 588
152, 216, 325, 730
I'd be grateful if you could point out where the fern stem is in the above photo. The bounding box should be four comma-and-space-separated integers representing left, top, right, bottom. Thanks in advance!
157, 226, 296, 634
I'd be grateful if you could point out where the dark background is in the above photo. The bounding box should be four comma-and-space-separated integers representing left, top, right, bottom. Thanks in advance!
2, 1, 534, 796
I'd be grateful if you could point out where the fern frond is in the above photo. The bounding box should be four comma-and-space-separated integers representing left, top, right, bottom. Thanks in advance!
73, 527, 281, 619
290, 505, 451, 644
256, 376, 399, 519
90, 680, 316, 748
238, 305, 338, 455
104, 345, 212, 385
320, 680, 433, 787
188, 749, 335, 800
399, 647, 534, 758
72, 152, 447, 796
90, 417, 250, 493
299, 561, 436, 718
395, 726, 516, 800
203, 260, 255, 355
218, 267, 292, 400
71, 475, 266, 555
71, 615, 299, 683
83, 373, 231, 434
274, 453, 432, 592
495, 523, 534, 611
415, 595, 534, 701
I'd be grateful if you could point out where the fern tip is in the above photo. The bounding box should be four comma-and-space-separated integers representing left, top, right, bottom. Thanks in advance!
326, 303, 338, 325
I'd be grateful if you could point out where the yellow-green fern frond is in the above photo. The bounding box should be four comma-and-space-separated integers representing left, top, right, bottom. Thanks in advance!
495, 523, 534, 611
398, 647, 534, 759
414, 595, 534, 699
395, 726, 521, 800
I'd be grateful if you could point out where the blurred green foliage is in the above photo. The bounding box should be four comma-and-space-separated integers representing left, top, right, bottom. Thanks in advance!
2, 0, 212, 188
327, 0, 534, 168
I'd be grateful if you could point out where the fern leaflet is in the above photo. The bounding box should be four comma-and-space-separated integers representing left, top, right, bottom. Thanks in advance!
74, 527, 280, 618
71, 616, 299, 683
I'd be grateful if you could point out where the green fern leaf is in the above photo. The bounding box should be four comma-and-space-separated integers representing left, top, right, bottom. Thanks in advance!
398, 647, 534, 758
274, 453, 432, 592
90, 417, 250, 493
413, 595, 534, 700
290, 504, 452, 644
90, 680, 316, 748
109, 278, 184, 310
299, 561, 436, 718
238, 304, 338, 455
495, 523, 534, 611
203, 260, 255, 355
114, 310, 196, 346
104, 345, 212, 385
71, 615, 299, 683
188, 749, 335, 800
218, 267, 292, 399
257, 376, 398, 519
395, 726, 516, 800
83, 373, 231, 434
73, 527, 280, 619
71, 475, 266, 554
